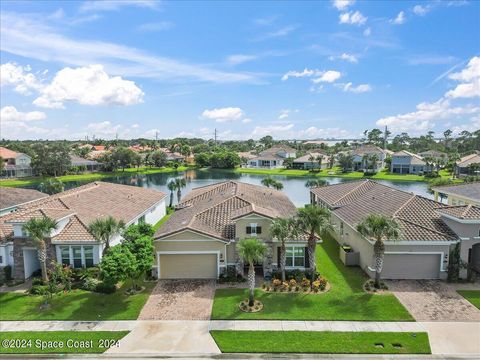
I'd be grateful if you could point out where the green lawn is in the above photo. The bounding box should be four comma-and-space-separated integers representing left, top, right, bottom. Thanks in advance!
457, 290, 480, 309
211, 233, 413, 321
0, 331, 128, 354
234, 167, 457, 183
153, 208, 174, 231
0, 166, 189, 187
0, 281, 155, 321
210, 331, 431, 354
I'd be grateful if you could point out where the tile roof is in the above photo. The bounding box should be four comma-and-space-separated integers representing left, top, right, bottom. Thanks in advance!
457, 153, 480, 167
392, 150, 426, 165
0, 147, 21, 159
155, 181, 297, 241
435, 205, 480, 220
69, 155, 100, 166
431, 182, 480, 203
418, 150, 447, 158
311, 180, 458, 242
0, 181, 166, 243
0, 187, 48, 211
351, 145, 387, 156
293, 152, 329, 163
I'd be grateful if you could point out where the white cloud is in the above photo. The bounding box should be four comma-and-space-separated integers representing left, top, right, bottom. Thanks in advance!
376, 99, 480, 134
341, 82, 372, 93
281, 68, 318, 81
242, 118, 252, 124
79, 0, 159, 12
0, 62, 43, 95
137, 21, 173, 32
86, 120, 139, 139
0, 106, 46, 122
329, 53, 358, 63
298, 126, 356, 139
312, 70, 342, 83
278, 109, 299, 120
251, 123, 294, 138
391, 11, 406, 25
451, 116, 480, 135
201, 107, 245, 123
445, 56, 480, 99
339, 11, 367, 26
413, 5, 429, 16
363, 27, 371, 36
332, 0, 355, 11
1, 12, 258, 84
226, 54, 258, 66
33, 64, 144, 109
254, 25, 297, 41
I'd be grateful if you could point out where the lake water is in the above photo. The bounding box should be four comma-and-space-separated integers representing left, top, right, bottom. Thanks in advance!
60, 169, 431, 207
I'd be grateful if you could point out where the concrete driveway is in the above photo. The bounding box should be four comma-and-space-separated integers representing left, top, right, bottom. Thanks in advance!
138, 280, 216, 320
388, 280, 480, 321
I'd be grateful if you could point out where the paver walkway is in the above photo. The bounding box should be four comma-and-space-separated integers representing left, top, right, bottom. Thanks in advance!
1, 320, 479, 355
387, 280, 480, 321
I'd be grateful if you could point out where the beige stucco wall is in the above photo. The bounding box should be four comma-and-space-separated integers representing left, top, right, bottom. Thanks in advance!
445, 194, 479, 206
158, 230, 218, 241
235, 216, 273, 240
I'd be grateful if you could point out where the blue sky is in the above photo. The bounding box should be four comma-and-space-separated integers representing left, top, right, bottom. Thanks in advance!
1, 0, 479, 141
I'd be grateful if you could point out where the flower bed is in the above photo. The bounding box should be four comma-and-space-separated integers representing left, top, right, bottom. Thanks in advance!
239, 299, 263, 313
262, 276, 331, 294
363, 279, 389, 294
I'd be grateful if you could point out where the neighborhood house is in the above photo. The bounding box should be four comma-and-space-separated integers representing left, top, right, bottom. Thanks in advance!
431, 182, 480, 206
350, 145, 391, 172
247, 145, 296, 169
311, 180, 480, 280
0, 147, 33, 178
154, 181, 308, 279
390, 150, 427, 174
0, 182, 166, 279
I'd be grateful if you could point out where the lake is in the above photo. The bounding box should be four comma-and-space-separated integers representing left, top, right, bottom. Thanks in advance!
60, 169, 431, 207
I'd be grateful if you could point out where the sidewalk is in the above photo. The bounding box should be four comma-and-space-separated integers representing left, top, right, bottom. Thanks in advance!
1, 320, 479, 355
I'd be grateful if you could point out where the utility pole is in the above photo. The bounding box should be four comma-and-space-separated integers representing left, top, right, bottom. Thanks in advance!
383, 125, 388, 150
214, 128, 218, 146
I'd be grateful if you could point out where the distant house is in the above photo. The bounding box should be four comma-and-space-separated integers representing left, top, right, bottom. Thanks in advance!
247, 145, 296, 169
0, 187, 47, 217
128, 145, 152, 153
431, 182, 480, 206
350, 145, 390, 172
0, 147, 33, 178
293, 152, 331, 170
390, 150, 427, 174
455, 153, 480, 177
159, 148, 185, 162
70, 155, 102, 172
0, 182, 167, 279
418, 150, 447, 162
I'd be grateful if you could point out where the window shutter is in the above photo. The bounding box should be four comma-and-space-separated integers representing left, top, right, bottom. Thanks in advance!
246, 226, 251, 234
304, 247, 309, 267
257, 226, 262, 234
277, 246, 280, 266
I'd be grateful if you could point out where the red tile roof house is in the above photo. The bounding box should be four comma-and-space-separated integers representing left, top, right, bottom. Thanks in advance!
0, 147, 34, 178
0, 182, 166, 280
310, 180, 480, 280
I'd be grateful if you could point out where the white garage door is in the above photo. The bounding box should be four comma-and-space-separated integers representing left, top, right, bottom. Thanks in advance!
382, 254, 441, 279
158, 253, 218, 279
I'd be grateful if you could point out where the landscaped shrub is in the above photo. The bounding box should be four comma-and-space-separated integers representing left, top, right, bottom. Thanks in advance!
49, 262, 73, 291
218, 267, 246, 283
272, 278, 282, 289
301, 277, 310, 290
3, 265, 12, 281
95, 281, 117, 294
31, 278, 44, 286
271, 269, 320, 283
29, 284, 49, 295
424, 171, 440, 178
317, 277, 327, 291
82, 277, 101, 292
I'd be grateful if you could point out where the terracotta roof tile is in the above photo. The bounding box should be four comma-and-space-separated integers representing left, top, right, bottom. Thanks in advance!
0, 187, 48, 211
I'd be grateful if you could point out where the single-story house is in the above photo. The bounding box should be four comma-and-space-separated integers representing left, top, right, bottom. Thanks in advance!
455, 153, 480, 177
431, 182, 480, 206
70, 155, 102, 172
418, 150, 447, 162
0, 147, 33, 178
154, 181, 308, 279
390, 150, 427, 174
350, 145, 390, 172
310, 179, 480, 280
292, 152, 332, 170
248, 145, 296, 169
0, 187, 48, 217
0, 182, 166, 280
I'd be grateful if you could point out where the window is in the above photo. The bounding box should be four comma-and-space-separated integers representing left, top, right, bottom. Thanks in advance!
60, 246, 70, 266
285, 246, 305, 268
340, 222, 344, 235
72, 246, 82, 268
246, 224, 262, 236
84, 246, 94, 268
0, 255, 3, 264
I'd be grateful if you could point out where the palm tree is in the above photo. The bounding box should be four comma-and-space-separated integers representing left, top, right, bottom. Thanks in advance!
261, 177, 283, 190
167, 180, 176, 207
316, 155, 323, 170
23, 217, 58, 282
88, 216, 125, 256
369, 154, 380, 172
270, 218, 298, 281
356, 214, 401, 288
271, 181, 283, 190
174, 177, 187, 203
297, 205, 331, 280
305, 179, 327, 188
236, 238, 268, 306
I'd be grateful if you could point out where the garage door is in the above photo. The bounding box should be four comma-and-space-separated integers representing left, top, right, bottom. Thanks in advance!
159, 253, 218, 279
382, 254, 441, 279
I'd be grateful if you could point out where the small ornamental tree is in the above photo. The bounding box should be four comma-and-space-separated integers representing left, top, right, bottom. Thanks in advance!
122, 223, 155, 242
100, 245, 137, 288
123, 235, 155, 290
